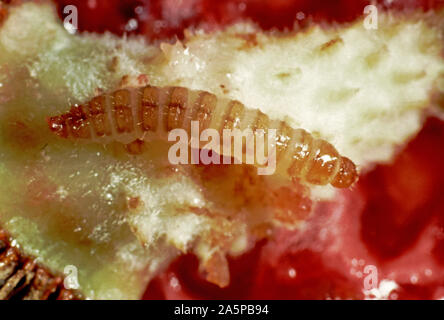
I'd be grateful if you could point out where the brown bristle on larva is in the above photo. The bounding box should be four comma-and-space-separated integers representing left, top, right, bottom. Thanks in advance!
47, 85, 358, 188
222, 100, 244, 131
166, 87, 189, 131
140, 86, 160, 132
193, 91, 217, 132
89, 95, 112, 137
111, 89, 134, 134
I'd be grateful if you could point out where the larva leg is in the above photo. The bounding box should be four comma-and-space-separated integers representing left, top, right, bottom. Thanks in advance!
47, 85, 358, 188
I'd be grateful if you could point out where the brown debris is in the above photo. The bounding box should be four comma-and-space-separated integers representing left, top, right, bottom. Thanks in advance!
127, 195, 142, 210
0, 227, 82, 300
137, 74, 149, 86
318, 37, 344, 53
0, 248, 19, 284
0, 260, 35, 299
23, 268, 62, 300
235, 33, 260, 50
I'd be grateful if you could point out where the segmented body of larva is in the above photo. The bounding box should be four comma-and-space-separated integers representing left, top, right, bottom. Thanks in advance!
47, 86, 358, 188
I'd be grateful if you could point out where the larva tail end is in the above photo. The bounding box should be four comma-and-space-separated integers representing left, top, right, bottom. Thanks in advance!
46, 115, 68, 139
331, 156, 358, 188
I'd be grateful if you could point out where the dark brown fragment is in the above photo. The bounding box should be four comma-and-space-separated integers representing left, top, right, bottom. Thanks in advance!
0, 227, 82, 300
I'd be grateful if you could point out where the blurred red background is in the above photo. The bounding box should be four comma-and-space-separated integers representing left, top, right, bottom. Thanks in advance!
53, 0, 444, 299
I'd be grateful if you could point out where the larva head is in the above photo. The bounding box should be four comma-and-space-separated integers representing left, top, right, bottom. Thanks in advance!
47, 105, 91, 139
331, 156, 358, 188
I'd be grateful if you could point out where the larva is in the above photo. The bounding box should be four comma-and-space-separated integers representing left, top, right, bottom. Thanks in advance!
47, 86, 358, 188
